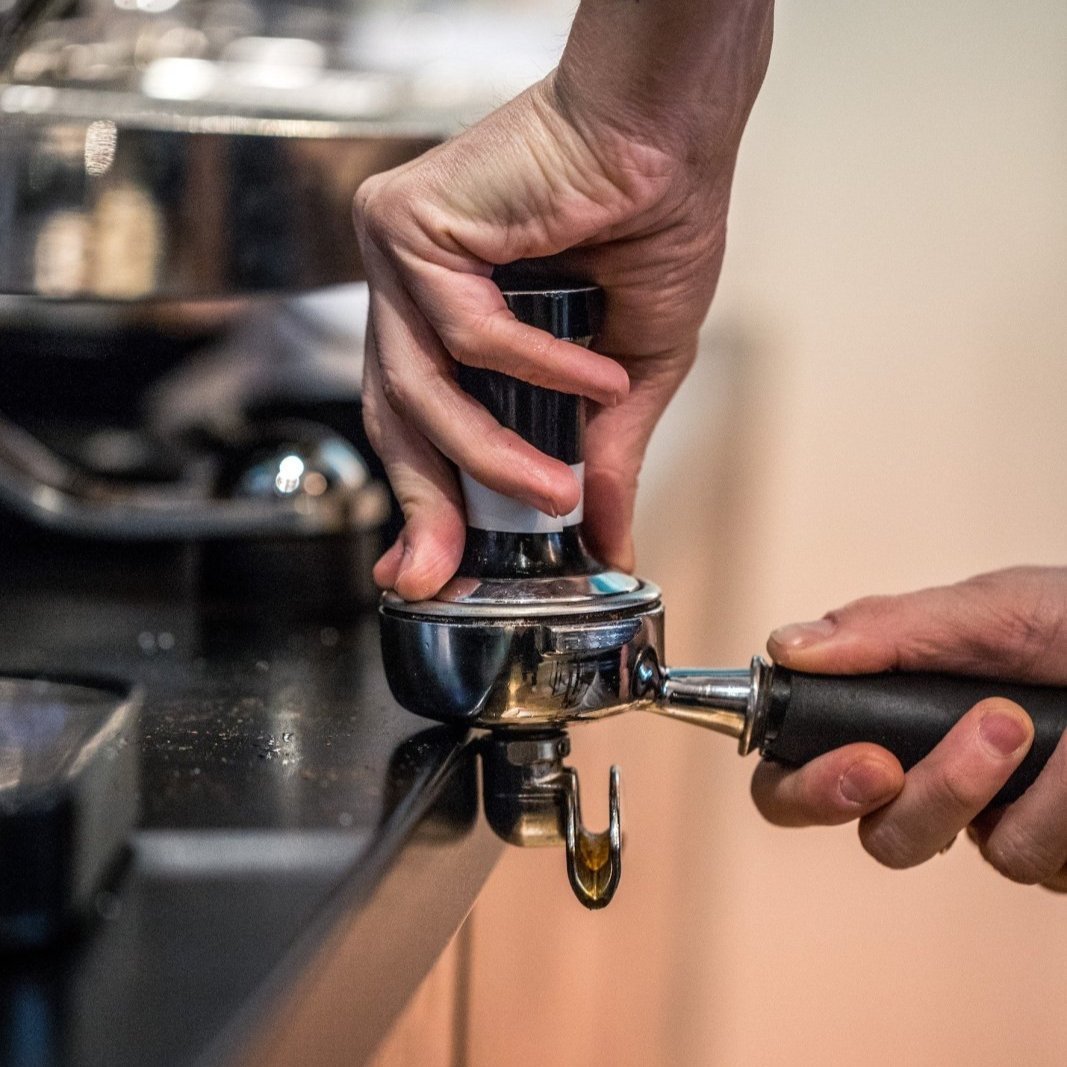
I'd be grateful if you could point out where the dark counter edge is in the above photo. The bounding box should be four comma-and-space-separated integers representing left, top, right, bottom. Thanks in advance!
193, 738, 500, 1067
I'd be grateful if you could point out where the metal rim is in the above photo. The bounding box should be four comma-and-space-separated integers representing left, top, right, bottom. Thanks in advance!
380, 580, 662, 621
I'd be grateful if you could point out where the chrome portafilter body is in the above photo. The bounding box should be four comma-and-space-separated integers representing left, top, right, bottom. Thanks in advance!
379, 572, 665, 729
379, 573, 658, 911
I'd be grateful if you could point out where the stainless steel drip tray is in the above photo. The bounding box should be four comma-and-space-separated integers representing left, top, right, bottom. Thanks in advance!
0, 98, 439, 300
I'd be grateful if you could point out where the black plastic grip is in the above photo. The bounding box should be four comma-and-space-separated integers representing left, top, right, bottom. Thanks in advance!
761, 668, 1067, 806
456, 268, 603, 464
454, 268, 606, 579
457, 366, 584, 464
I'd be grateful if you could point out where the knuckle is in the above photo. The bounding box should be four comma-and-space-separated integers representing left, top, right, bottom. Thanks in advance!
377, 360, 410, 417
955, 569, 1067, 674
359, 392, 386, 452
983, 824, 1064, 885
933, 765, 988, 815
749, 763, 805, 827
352, 175, 397, 243
858, 818, 923, 869
351, 177, 378, 231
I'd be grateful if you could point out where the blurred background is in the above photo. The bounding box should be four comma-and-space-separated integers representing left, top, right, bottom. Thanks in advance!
452, 2, 1067, 1065
3, 0, 1064, 1063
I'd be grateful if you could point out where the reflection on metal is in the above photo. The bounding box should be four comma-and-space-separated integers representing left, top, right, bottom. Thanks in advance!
0, 409, 390, 539
0, 674, 141, 947
481, 731, 621, 910
0, 112, 438, 298
0, 0, 445, 300
83, 118, 116, 175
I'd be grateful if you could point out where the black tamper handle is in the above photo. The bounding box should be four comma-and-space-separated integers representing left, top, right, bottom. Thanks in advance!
761, 668, 1067, 806
456, 271, 604, 465
454, 267, 605, 580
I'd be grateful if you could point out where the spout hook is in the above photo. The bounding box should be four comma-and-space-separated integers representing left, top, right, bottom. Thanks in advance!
563, 765, 622, 910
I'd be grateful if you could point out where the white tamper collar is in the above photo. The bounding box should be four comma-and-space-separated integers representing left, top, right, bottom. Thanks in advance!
461, 463, 584, 534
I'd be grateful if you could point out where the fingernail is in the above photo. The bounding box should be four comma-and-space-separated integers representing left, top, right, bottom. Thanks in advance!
839, 758, 898, 805
979, 711, 1030, 757
769, 618, 836, 650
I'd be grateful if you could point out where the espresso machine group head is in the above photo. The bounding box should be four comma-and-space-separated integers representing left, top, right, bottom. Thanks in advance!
380, 270, 1067, 910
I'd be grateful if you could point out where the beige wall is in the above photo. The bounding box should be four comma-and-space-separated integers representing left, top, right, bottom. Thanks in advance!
469, 2, 1067, 1064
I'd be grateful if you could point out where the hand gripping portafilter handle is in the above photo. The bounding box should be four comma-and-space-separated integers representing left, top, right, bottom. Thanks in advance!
665, 660, 1067, 807
763, 667, 1067, 806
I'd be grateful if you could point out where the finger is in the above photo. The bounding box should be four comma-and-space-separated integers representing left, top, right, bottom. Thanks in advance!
767, 567, 1067, 684
406, 263, 630, 405
857, 698, 1033, 868
751, 744, 905, 828
365, 243, 582, 518
581, 347, 696, 571
970, 728, 1067, 885
362, 318, 466, 601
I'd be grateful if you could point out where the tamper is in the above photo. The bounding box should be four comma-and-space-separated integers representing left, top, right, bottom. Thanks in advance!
381, 271, 1067, 909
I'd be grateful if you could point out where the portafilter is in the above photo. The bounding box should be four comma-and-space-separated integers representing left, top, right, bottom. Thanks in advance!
380, 272, 1067, 909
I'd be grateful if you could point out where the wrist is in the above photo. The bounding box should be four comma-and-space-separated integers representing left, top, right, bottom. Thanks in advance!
554, 0, 773, 155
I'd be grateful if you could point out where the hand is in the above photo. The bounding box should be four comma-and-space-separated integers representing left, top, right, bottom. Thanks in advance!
751, 566, 1067, 891
353, 0, 773, 600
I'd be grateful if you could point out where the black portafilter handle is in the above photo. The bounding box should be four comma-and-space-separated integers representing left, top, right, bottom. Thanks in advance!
760, 667, 1067, 806
455, 267, 605, 580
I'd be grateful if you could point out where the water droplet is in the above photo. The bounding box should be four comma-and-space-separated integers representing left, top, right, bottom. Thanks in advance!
157, 631, 176, 651
320, 627, 340, 648
255, 660, 270, 672
338, 811, 354, 828
138, 631, 156, 653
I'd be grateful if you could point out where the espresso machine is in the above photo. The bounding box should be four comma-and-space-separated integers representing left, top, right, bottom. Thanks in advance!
0, 0, 446, 949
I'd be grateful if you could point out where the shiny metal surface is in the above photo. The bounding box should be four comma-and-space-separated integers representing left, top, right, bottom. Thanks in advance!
0, 674, 141, 946
430, 570, 643, 613
480, 731, 621, 910
0, 110, 438, 299
381, 584, 769, 749
379, 582, 665, 727
0, 410, 389, 538
380, 582, 773, 909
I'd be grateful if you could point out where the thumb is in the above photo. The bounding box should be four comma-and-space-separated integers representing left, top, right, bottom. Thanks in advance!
767, 567, 1067, 684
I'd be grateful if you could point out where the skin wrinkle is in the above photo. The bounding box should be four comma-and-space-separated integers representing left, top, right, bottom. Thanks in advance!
554, 1, 773, 161
983, 821, 1063, 885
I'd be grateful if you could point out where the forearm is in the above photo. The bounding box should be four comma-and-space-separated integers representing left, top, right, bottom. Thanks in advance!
555, 0, 774, 152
